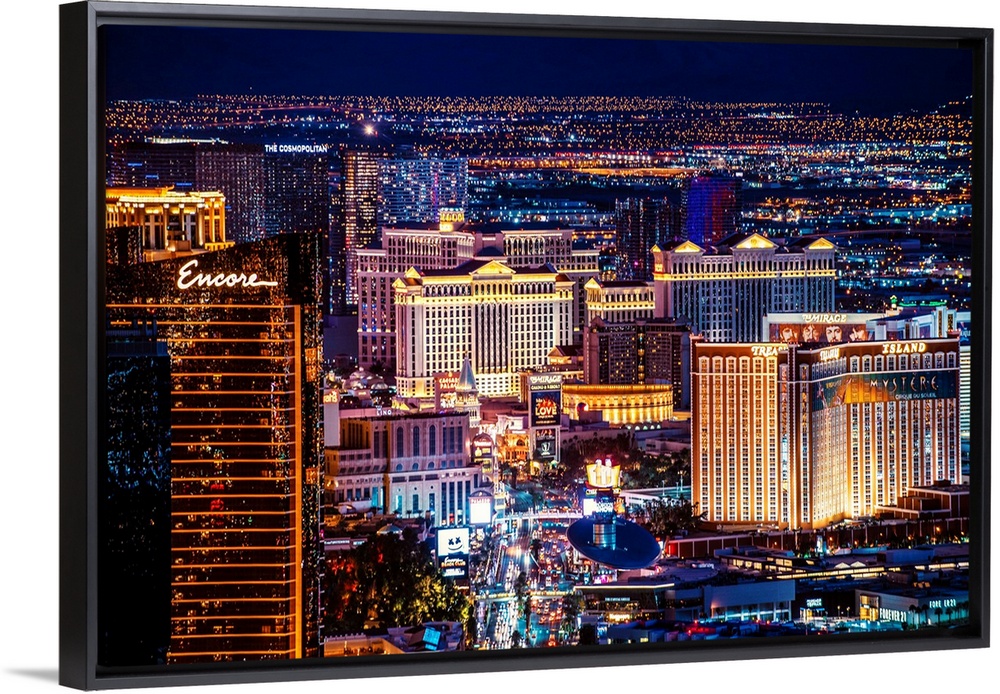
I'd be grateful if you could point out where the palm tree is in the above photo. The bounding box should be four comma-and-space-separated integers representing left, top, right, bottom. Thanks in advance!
934, 607, 943, 626
908, 605, 918, 630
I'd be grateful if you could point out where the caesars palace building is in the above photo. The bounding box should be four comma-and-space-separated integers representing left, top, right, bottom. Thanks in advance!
691, 338, 961, 530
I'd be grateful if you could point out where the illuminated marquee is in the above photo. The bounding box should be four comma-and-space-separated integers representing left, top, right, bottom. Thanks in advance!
528, 373, 563, 428
820, 347, 841, 362
585, 457, 621, 490
438, 208, 465, 224
176, 258, 278, 290
802, 313, 849, 323
264, 143, 328, 154
750, 344, 788, 358
881, 341, 927, 355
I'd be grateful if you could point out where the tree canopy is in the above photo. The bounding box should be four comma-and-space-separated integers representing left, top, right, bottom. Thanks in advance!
323, 528, 471, 634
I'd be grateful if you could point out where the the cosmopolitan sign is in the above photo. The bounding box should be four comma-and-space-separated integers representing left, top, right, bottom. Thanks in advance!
264, 143, 329, 154
176, 258, 278, 290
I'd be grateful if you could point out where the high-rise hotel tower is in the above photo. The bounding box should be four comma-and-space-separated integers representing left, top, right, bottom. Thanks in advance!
393, 259, 574, 399
652, 233, 836, 342
691, 338, 961, 530
106, 234, 324, 662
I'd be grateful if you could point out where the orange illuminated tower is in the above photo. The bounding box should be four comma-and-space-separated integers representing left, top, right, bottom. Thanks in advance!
106, 234, 324, 662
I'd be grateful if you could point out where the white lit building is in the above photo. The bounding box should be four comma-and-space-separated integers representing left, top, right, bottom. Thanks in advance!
393, 259, 574, 398
106, 187, 231, 261
652, 234, 836, 342
357, 222, 599, 367
583, 278, 656, 326
325, 410, 489, 527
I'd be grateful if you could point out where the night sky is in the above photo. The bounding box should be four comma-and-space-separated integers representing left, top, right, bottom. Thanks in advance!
102, 24, 974, 113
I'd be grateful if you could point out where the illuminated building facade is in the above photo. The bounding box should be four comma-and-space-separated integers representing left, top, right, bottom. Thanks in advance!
394, 259, 574, 398
358, 223, 596, 369
106, 234, 324, 662
583, 318, 690, 409
652, 233, 836, 342
356, 223, 476, 367
341, 149, 380, 306
196, 144, 267, 245
765, 306, 972, 463
106, 187, 231, 262
325, 410, 488, 526
691, 339, 961, 530
107, 140, 311, 247
107, 139, 200, 189
614, 197, 676, 280
377, 155, 468, 227
682, 173, 743, 247
262, 144, 330, 239
485, 227, 600, 341
562, 384, 674, 428
583, 278, 656, 326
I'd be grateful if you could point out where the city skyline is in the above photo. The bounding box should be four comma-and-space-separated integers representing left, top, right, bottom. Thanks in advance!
96, 14, 978, 670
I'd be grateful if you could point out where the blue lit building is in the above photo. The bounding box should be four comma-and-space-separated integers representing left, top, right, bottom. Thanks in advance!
682, 173, 743, 247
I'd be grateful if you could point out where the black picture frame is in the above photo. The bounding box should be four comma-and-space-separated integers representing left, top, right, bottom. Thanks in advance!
59, 1, 992, 690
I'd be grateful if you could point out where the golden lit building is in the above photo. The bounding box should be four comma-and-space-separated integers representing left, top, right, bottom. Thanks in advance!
106, 186, 231, 261
561, 383, 674, 428
106, 235, 324, 662
357, 221, 599, 368
652, 234, 836, 342
393, 259, 574, 398
691, 338, 962, 530
583, 278, 656, 326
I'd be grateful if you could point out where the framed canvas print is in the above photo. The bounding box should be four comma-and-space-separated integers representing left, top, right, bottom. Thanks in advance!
59, 0, 992, 690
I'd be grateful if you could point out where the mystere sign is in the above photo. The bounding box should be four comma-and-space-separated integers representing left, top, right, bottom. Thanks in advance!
812, 372, 957, 410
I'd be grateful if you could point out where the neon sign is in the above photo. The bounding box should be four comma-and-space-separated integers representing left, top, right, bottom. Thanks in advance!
820, 347, 841, 362
176, 258, 278, 290
751, 344, 787, 358
881, 341, 927, 355
802, 313, 848, 323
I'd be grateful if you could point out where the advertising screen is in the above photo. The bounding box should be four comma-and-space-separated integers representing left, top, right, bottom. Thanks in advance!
528, 374, 563, 428
436, 527, 471, 579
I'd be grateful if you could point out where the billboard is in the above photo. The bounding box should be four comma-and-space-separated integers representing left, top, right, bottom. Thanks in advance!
770, 321, 869, 344
436, 526, 471, 579
472, 433, 495, 474
581, 487, 615, 517
534, 429, 557, 461
528, 373, 563, 428
434, 372, 460, 409
812, 371, 957, 410
469, 493, 493, 525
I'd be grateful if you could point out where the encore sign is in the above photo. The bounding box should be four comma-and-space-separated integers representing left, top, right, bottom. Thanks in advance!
176, 258, 278, 290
